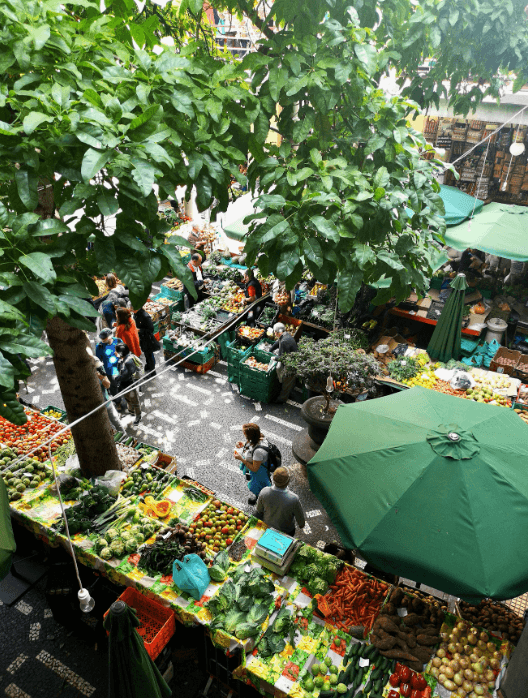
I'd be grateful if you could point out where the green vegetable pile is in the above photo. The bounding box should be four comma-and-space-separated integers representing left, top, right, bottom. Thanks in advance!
55, 485, 117, 535
258, 306, 277, 326
2, 450, 51, 502
206, 565, 275, 640
258, 605, 296, 657
93, 517, 158, 560
137, 523, 206, 577
53, 439, 77, 469
121, 467, 177, 496
209, 550, 230, 583
289, 544, 343, 597
387, 356, 419, 382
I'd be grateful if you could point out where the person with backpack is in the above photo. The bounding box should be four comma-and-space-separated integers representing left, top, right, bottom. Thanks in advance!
256, 467, 306, 538
133, 306, 160, 377
114, 344, 142, 426
233, 422, 272, 505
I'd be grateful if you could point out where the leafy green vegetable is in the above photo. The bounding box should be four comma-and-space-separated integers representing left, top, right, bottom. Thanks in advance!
388, 357, 419, 382
247, 600, 270, 626
224, 608, 247, 634
235, 622, 261, 640
209, 550, 230, 583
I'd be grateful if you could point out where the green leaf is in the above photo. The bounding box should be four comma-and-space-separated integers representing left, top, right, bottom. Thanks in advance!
0, 299, 25, 321
256, 194, 286, 208
187, 152, 203, 181
162, 246, 196, 298
23, 281, 57, 314
0, 390, 27, 425
131, 160, 156, 197
14, 169, 38, 211
374, 187, 385, 201
303, 238, 323, 267
373, 166, 389, 188
19, 253, 56, 283
81, 148, 113, 182
0, 353, 16, 389
0, 334, 51, 359
32, 219, 68, 236
97, 194, 119, 217
378, 250, 405, 271
354, 44, 377, 73
354, 244, 375, 268
276, 247, 300, 279
94, 235, 116, 271
293, 110, 315, 142
58, 295, 98, 317
28, 24, 50, 50
23, 111, 53, 135
311, 215, 340, 242
337, 270, 362, 313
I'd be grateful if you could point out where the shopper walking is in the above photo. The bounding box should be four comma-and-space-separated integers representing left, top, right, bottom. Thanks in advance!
270, 322, 298, 403
256, 468, 305, 537
133, 307, 160, 377
233, 423, 272, 505
101, 273, 129, 328
94, 360, 124, 432
114, 308, 141, 358
95, 329, 123, 391
114, 344, 142, 426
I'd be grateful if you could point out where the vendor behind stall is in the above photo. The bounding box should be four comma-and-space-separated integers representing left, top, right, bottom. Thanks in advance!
184, 253, 206, 309
236, 268, 263, 326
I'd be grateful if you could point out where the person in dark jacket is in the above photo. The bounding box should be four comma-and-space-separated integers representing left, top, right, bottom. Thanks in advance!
133, 307, 160, 376
114, 344, 142, 426
236, 269, 263, 326
270, 322, 298, 403
184, 253, 205, 308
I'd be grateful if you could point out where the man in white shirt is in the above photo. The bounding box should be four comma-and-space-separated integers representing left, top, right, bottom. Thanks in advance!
185, 253, 205, 308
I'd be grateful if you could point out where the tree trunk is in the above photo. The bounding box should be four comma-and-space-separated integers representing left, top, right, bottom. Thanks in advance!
46, 316, 121, 477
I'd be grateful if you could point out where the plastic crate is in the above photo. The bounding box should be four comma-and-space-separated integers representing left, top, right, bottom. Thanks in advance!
276, 314, 303, 341
239, 349, 279, 403
153, 292, 180, 313
104, 587, 175, 660
257, 303, 279, 329
160, 282, 184, 301
41, 405, 68, 423
225, 339, 248, 384
216, 330, 235, 360
180, 356, 216, 374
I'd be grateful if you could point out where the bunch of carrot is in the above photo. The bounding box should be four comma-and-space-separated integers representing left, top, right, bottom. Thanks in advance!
324, 566, 389, 635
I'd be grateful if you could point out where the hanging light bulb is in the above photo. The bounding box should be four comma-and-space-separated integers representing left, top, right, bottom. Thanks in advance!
326, 375, 334, 392
435, 147, 446, 157
509, 142, 525, 156
501, 180, 509, 192
78, 588, 95, 613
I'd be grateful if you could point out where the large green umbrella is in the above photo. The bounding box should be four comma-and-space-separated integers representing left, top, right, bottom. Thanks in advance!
427, 272, 468, 362
439, 185, 484, 226
308, 387, 528, 601
0, 477, 16, 582
104, 601, 172, 698
444, 202, 528, 260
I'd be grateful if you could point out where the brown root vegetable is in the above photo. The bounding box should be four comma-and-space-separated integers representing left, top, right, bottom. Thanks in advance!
401, 596, 410, 607
375, 615, 401, 634
407, 660, 424, 672
391, 588, 404, 606
416, 634, 440, 646
411, 597, 424, 613
406, 634, 417, 649
412, 645, 435, 663
384, 602, 397, 616
421, 626, 440, 635
402, 613, 426, 627
372, 634, 397, 650
394, 636, 410, 652
379, 649, 420, 662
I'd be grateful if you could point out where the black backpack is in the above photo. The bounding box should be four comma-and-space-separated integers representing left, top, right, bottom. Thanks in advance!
259, 442, 282, 473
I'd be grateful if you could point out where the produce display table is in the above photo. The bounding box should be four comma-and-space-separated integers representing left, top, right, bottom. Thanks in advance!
389, 307, 481, 337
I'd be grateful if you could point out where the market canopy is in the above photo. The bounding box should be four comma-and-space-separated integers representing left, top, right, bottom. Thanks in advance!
307, 387, 528, 602
444, 202, 528, 261
439, 185, 484, 226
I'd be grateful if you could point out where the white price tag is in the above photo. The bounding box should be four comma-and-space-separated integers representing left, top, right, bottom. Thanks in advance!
345, 334, 350, 339
358, 657, 370, 668
401, 360, 407, 366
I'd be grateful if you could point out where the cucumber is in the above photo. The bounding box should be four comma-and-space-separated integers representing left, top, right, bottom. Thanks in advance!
345, 663, 356, 683
114, 432, 122, 441
370, 667, 381, 681
373, 679, 382, 693
320, 691, 335, 697
344, 688, 356, 698
363, 678, 373, 694
364, 645, 377, 659
337, 671, 346, 684
351, 674, 362, 691
350, 643, 360, 657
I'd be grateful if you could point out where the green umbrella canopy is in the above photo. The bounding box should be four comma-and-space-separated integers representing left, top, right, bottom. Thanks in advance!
427, 273, 468, 363
104, 601, 172, 698
444, 202, 528, 260
308, 387, 528, 602
439, 185, 484, 227
0, 477, 16, 582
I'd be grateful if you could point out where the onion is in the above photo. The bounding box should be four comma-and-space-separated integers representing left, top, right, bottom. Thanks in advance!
458, 622, 468, 632
452, 628, 461, 638
470, 627, 479, 636
484, 670, 494, 682
469, 653, 480, 664
468, 633, 478, 645
473, 648, 483, 659
464, 645, 473, 656
492, 651, 503, 661
474, 684, 485, 696
432, 657, 442, 668
451, 659, 461, 672
455, 643, 464, 653
448, 643, 457, 654
437, 648, 447, 658
489, 658, 501, 671
459, 658, 470, 670
442, 657, 451, 666
455, 689, 467, 698
444, 666, 455, 679
460, 636, 468, 645
438, 673, 447, 686
477, 640, 487, 650
479, 632, 489, 642
440, 632, 450, 642
463, 680, 474, 692
486, 642, 495, 653
454, 671, 464, 686
453, 652, 462, 661
479, 656, 488, 668
464, 669, 475, 681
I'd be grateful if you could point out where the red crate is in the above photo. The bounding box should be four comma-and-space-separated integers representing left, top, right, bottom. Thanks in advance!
104, 586, 175, 660
180, 356, 216, 374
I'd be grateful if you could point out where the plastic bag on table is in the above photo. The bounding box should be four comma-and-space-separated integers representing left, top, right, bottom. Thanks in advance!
172, 554, 210, 600
450, 370, 473, 391
95, 470, 128, 496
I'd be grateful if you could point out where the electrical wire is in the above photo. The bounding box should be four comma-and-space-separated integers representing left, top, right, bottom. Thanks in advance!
4, 293, 268, 473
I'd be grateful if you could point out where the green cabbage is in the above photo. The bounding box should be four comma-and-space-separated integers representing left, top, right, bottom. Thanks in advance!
224, 608, 246, 634
301, 563, 319, 582
247, 601, 269, 625
235, 622, 260, 640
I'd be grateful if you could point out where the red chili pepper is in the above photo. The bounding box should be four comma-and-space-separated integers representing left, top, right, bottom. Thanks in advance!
399, 666, 412, 683
400, 684, 412, 698
388, 692, 400, 698
411, 675, 427, 690
389, 673, 401, 688
422, 688, 432, 698
411, 691, 423, 698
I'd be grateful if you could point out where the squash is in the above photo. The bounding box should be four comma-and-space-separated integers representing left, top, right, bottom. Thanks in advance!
472, 303, 486, 314
154, 500, 172, 517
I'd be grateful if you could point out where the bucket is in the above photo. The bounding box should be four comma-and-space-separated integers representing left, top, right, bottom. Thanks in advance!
485, 317, 508, 344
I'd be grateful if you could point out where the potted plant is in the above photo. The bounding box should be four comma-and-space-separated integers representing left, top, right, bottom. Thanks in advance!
282, 330, 380, 464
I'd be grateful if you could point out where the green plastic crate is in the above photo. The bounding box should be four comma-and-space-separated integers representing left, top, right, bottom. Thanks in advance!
160, 283, 184, 301
153, 292, 180, 313
41, 405, 68, 423
225, 339, 247, 384
217, 330, 235, 360
238, 348, 279, 402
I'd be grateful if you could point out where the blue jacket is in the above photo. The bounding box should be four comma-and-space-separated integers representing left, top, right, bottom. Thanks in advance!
95, 338, 123, 378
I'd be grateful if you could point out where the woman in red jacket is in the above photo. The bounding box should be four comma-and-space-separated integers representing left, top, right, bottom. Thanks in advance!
114, 308, 142, 358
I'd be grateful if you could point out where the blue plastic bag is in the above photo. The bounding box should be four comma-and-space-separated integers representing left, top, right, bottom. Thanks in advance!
172, 554, 210, 601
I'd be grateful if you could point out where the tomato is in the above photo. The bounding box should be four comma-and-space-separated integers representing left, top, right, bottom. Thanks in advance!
399, 666, 412, 683
411, 675, 427, 690
388, 692, 400, 698
411, 691, 423, 698
400, 684, 411, 698
389, 673, 401, 688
